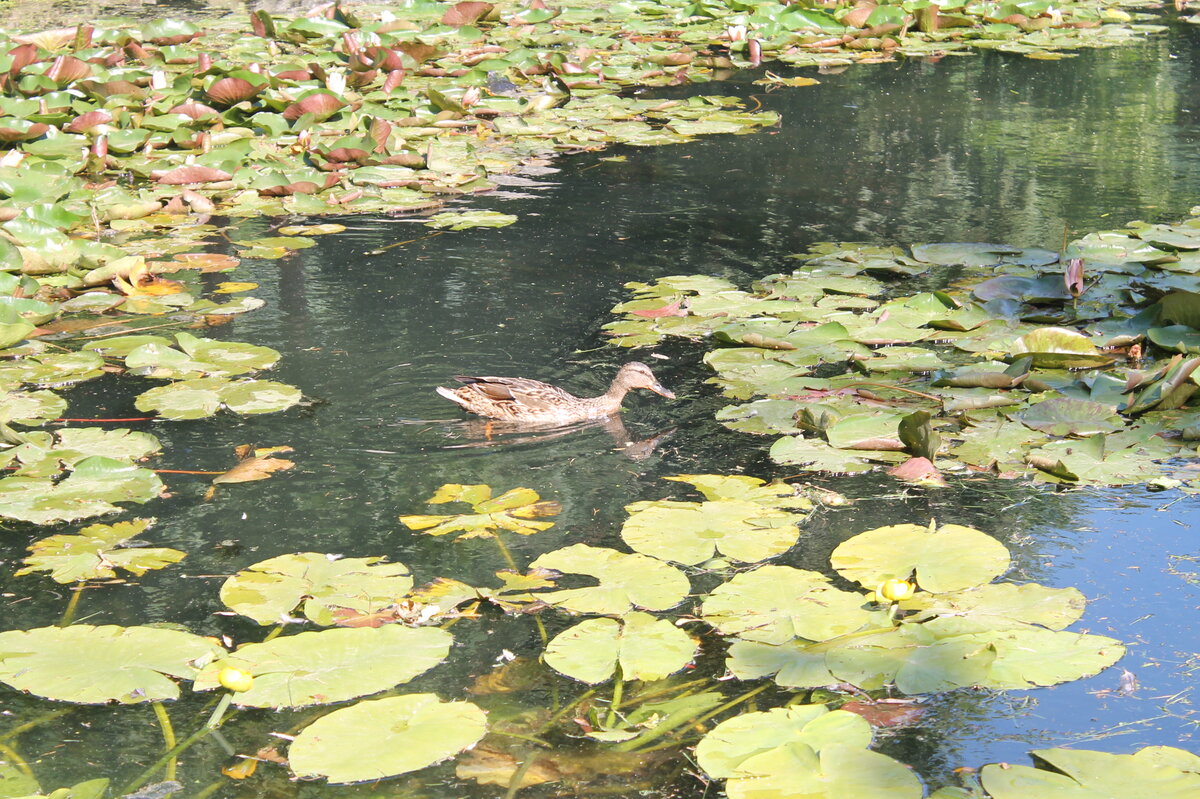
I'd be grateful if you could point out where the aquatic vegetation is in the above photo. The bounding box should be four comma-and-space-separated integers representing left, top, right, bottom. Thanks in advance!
0, 475, 1172, 791
606, 210, 1200, 487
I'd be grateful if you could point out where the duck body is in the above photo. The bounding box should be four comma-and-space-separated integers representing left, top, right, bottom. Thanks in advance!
437, 361, 675, 423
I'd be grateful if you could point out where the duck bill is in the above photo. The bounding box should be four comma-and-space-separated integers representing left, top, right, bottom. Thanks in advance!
650, 383, 676, 399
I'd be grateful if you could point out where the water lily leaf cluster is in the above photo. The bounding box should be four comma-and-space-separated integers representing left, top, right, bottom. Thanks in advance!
606, 211, 1200, 486
620, 473, 813, 565
717, 522, 1123, 693
219, 551, 415, 625
696, 705, 923, 799
399, 482, 562, 538
192, 625, 453, 708
15, 517, 184, 583
979, 746, 1200, 799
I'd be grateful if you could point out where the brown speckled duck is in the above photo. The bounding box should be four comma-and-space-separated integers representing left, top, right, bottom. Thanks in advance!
437, 362, 675, 423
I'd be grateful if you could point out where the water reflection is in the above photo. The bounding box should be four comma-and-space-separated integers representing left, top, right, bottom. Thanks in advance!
1, 23, 1199, 798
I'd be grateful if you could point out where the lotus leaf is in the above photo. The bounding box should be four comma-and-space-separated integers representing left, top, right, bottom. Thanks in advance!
769, 436, 875, 473
981, 747, 1200, 799
0, 625, 223, 704
526, 544, 690, 614
424, 210, 519, 230
194, 625, 452, 708
543, 611, 698, 684
288, 694, 487, 783
1010, 327, 1115, 369
0, 388, 65, 424
830, 522, 1010, 592
220, 552, 414, 626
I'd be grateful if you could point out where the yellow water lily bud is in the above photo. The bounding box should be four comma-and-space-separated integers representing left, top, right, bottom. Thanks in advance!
877, 578, 916, 602
218, 666, 254, 693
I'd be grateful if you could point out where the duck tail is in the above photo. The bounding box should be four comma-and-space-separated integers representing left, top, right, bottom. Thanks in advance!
436, 386, 469, 408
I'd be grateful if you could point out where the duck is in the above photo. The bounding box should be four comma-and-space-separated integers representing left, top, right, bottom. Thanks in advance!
437, 362, 676, 423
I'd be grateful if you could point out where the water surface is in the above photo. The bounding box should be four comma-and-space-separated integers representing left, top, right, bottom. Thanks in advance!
3, 19, 1200, 797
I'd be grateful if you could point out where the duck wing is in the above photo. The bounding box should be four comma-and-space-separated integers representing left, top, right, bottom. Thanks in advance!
453, 376, 576, 411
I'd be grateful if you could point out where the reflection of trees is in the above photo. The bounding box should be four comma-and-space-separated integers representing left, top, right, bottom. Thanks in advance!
606, 32, 1198, 269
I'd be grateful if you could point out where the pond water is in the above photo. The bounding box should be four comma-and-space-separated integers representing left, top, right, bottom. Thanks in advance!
2, 14, 1200, 798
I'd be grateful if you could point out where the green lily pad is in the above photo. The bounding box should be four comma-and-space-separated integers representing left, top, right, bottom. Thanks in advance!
1010, 327, 1115, 369
0, 625, 223, 704
981, 747, 1200, 799
527, 544, 690, 614
621, 474, 810, 565
0, 388, 66, 424
220, 552, 414, 626
543, 612, 698, 684
288, 694, 487, 784
0, 456, 164, 525
902, 583, 1086, 630
134, 377, 301, 419
702, 565, 878, 644
16, 518, 183, 583
830, 522, 1010, 592
424, 210, 518, 230
195, 625, 452, 708
399, 483, 560, 539
696, 705, 873, 778
1015, 397, 1123, 436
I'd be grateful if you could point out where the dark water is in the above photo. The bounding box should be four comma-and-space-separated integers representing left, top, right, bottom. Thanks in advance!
3, 19, 1200, 797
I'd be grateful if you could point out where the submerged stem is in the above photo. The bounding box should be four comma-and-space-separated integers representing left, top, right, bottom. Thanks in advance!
0, 741, 33, 779
0, 708, 73, 744
492, 532, 519, 571
537, 687, 597, 734
606, 666, 624, 729
58, 586, 84, 627
150, 701, 177, 781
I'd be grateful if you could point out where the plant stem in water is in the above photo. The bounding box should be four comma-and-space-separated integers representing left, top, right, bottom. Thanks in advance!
150, 701, 177, 781
58, 586, 83, 627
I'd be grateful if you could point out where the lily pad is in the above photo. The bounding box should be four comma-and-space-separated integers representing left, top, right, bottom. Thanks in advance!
220, 552, 414, 626
16, 518, 184, 583
526, 544, 690, 614
621, 474, 810, 565
0, 625, 223, 704
288, 694, 487, 783
830, 522, 1010, 592
543, 612, 698, 684
702, 565, 878, 644
981, 747, 1200, 799
194, 625, 452, 708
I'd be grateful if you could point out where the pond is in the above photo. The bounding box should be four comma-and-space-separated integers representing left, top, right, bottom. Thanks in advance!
1, 8, 1199, 798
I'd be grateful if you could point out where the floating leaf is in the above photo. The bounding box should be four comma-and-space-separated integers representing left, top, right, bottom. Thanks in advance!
289, 694, 487, 783
399, 483, 560, 539
0, 625, 222, 704
981, 747, 1200, 799
830, 522, 1010, 592
527, 544, 690, 614
220, 552, 414, 626
543, 612, 698, 684
701, 565, 878, 644
16, 518, 184, 583
424, 210, 518, 230
621, 474, 810, 565
194, 626, 452, 707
